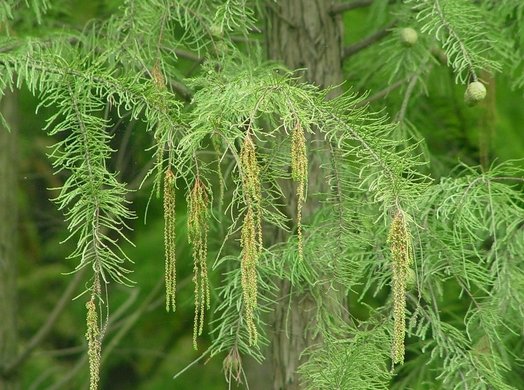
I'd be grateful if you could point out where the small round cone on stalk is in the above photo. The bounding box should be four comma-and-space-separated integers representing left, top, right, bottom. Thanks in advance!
400, 28, 418, 47
464, 82, 487, 107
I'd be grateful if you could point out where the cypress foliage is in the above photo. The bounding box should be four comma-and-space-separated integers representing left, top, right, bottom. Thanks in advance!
3, 0, 524, 389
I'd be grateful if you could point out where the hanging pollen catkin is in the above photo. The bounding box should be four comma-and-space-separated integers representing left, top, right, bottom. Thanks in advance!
163, 169, 176, 312
291, 121, 308, 262
240, 136, 262, 247
388, 211, 413, 365
240, 207, 259, 345
239, 135, 262, 345
187, 178, 211, 349
86, 299, 101, 390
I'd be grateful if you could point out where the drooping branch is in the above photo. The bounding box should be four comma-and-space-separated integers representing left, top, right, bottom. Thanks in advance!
432, 0, 477, 81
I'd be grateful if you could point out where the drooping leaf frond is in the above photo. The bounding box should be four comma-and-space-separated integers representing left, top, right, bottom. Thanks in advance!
408, 0, 509, 82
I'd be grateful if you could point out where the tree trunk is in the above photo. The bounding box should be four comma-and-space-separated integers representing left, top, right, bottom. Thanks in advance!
266, 0, 343, 95
0, 90, 19, 390
265, 1, 344, 389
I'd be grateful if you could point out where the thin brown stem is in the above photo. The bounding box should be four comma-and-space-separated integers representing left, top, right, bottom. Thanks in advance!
2, 267, 87, 377
174, 49, 201, 62
99, 278, 164, 367
330, 0, 396, 15
353, 74, 411, 109
342, 21, 396, 60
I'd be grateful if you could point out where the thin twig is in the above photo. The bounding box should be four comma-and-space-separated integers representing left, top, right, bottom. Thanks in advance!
342, 20, 396, 60
44, 354, 87, 390
174, 49, 201, 62
100, 277, 164, 367
1, 267, 87, 377
172, 347, 211, 380
168, 79, 193, 101
330, 0, 396, 15
395, 74, 418, 122
353, 74, 412, 109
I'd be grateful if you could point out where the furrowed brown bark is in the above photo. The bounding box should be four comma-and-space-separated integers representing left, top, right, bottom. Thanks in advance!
0, 90, 20, 390
265, 1, 344, 389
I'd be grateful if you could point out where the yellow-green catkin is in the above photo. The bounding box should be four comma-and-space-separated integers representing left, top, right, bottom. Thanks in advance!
240, 136, 262, 247
187, 178, 211, 349
163, 169, 176, 312
240, 208, 259, 345
388, 211, 413, 365
86, 299, 101, 390
291, 121, 308, 262
239, 135, 262, 345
